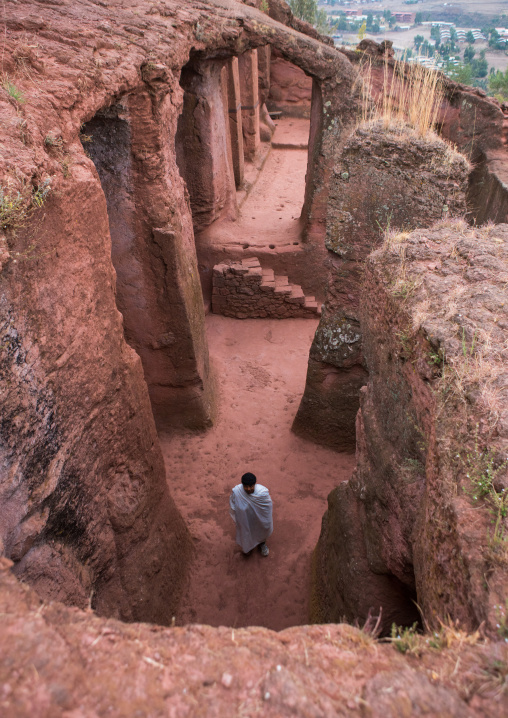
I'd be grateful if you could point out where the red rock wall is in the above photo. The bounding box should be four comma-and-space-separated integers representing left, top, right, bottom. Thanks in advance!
176, 59, 238, 232
294, 125, 469, 450
0, 163, 191, 624
3, 557, 506, 717
313, 222, 508, 635
268, 50, 313, 118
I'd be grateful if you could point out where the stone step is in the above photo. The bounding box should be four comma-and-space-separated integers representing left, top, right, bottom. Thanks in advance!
286, 285, 305, 305
304, 298, 320, 313
274, 274, 289, 287
274, 283, 292, 295
242, 258, 261, 268
261, 267, 275, 281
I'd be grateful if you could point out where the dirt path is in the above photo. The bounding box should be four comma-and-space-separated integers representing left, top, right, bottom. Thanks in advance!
239, 146, 308, 248
199, 118, 310, 252
160, 316, 355, 631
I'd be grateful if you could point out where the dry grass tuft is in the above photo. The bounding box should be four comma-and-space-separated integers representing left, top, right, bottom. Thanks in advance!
0, 177, 51, 233
360, 57, 444, 137
425, 617, 483, 651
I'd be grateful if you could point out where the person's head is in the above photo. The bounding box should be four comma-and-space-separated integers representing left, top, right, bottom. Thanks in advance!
241, 472, 256, 495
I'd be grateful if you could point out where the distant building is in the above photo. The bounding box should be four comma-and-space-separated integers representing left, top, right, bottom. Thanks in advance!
392, 12, 415, 24
421, 21, 453, 27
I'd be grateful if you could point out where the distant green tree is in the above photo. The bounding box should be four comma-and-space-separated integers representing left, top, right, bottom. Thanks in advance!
421, 39, 435, 57
449, 62, 473, 85
466, 30, 475, 44
414, 34, 424, 50
450, 27, 457, 42
464, 45, 476, 63
366, 12, 373, 30
439, 43, 451, 61
315, 8, 330, 35
489, 28, 500, 45
415, 12, 423, 25
372, 21, 380, 33
337, 15, 347, 31
489, 67, 508, 98
489, 28, 506, 50
471, 57, 488, 78
430, 25, 440, 42
288, 0, 317, 25
288, 0, 330, 34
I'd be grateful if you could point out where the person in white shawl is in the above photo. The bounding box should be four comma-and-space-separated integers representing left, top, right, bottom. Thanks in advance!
230, 472, 273, 556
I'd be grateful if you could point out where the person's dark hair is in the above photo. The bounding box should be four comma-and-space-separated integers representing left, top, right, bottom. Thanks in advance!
241, 472, 257, 486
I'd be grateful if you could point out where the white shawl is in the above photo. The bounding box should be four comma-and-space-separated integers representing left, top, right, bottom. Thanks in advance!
229, 483, 273, 553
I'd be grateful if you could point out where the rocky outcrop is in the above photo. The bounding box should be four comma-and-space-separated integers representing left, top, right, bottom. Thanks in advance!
343, 41, 507, 224
212, 257, 321, 318
313, 221, 508, 635
294, 123, 469, 450
1, 558, 507, 717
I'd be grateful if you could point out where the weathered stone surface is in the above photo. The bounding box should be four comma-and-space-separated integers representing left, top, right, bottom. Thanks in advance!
1, 559, 507, 717
313, 221, 508, 635
0, 167, 191, 624
268, 49, 313, 118
294, 124, 469, 450
176, 59, 238, 232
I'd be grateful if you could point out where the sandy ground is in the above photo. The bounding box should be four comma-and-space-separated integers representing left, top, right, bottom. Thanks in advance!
201, 118, 310, 251
239, 146, 308, 248
160, 316, 355, 631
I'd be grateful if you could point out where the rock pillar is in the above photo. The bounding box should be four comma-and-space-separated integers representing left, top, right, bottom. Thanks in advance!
176, 59, 238, 232
84, 84, 215, 432
226, 57, 245, 188
239, 49, 261, 161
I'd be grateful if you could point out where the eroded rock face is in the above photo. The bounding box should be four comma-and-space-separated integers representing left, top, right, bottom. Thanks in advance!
1, 559, 506, 717
313, 221, 508, 635
268, 50, 313, 118
294, 124, 469, 450
176, 59, 238, 231
0, 167, 192, 624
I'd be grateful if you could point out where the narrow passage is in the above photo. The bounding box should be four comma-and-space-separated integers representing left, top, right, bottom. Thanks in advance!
198, 118, 312, 254
160, 316, 355, 631
238, 118, 311, 249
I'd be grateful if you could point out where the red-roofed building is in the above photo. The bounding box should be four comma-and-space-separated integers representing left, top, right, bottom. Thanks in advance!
393, 12, 416, 24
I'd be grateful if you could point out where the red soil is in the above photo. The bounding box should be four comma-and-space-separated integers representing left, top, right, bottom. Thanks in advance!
160, 315, 356, 631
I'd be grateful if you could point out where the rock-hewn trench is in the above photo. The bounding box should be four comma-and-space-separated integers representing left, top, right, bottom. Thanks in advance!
1, 1, 508, 715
